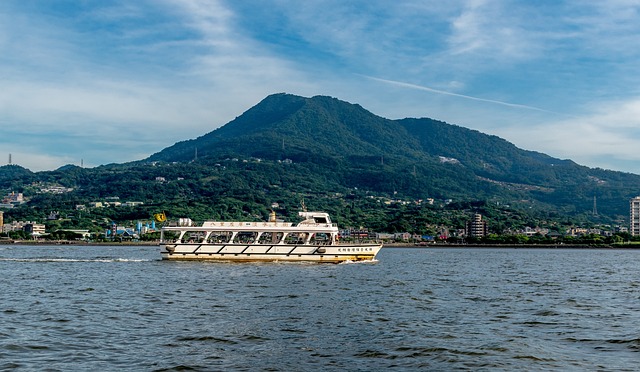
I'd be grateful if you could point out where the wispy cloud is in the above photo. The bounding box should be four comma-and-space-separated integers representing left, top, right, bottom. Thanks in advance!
0, 0, 315, 169
448, 0, 522, 57
2, 0, 640, 174
497, 97, 640, 170
362, 75, 571, 116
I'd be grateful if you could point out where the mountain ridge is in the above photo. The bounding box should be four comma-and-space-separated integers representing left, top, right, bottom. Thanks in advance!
148, 93, 426, 163
2, 93, 639, 230
145, 93, 640, 218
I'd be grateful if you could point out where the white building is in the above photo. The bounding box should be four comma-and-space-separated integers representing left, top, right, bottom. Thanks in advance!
123, 201, 144, 207
630, 197, 640, 236
466, 214, 488, 237
24, 223, 46, 237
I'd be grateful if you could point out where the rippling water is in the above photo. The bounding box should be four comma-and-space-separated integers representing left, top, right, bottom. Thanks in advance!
1, 245, 639, 371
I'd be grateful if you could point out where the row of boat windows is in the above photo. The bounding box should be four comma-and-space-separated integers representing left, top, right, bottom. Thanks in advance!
173, 231, 333, 245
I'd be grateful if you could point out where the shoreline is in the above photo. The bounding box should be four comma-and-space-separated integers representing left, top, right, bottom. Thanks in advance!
2, 240, 640, 249
0, 240, 159, 246
382, 242, 640, 249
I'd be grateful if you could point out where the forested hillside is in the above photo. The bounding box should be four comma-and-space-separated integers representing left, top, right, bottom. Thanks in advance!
147, 93, 640, 218
2, 93, 640, 236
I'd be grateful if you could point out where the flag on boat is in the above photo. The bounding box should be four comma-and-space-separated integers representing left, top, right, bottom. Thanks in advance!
154, 212, 167, 223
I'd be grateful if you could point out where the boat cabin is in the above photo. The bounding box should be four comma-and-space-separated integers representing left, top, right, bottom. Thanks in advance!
298, 212, 332, 224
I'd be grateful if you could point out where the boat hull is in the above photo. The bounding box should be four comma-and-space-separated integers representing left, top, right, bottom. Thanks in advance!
160, 243, 382, 263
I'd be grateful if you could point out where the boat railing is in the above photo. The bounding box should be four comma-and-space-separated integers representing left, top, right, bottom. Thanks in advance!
202, 221, 295, 228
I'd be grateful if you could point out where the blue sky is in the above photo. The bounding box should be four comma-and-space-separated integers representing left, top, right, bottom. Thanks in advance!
2, 1, 640, 174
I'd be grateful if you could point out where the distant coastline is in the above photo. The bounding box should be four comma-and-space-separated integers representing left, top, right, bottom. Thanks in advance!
0, 239, 159, 246
3, 239, 640, 249
383, 242, 640, 249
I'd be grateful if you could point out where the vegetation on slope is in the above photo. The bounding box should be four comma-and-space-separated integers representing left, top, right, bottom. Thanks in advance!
2, 93, 640, 238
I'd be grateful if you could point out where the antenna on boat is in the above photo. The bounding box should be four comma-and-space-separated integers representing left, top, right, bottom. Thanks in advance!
301, 198, 307, 212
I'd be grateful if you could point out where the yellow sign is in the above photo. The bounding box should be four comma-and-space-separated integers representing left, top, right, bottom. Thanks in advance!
154, 212, 167, 223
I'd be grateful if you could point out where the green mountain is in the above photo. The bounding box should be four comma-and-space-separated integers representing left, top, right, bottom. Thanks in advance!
0, 165, 35, 189
1, 93, 639, 235
149, 93, 422, 163
148, 93, 640, 218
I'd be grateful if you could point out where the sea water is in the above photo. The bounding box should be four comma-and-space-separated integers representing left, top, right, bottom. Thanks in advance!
0, 245, 639, 371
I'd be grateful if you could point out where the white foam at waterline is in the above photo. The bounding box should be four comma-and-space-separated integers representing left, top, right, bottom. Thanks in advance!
0, 258, 152, 263
339, 258, 379, 265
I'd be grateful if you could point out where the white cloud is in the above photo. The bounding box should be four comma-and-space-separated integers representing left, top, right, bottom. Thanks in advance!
0, 0, 321, 171
162, 0, 318, 106
2, 0, 640, 175
362, 75, 568, 115
497, 97, 640, 172
1, 79, 215, 132
446, 0, 543, 62
0, 147, 77, 172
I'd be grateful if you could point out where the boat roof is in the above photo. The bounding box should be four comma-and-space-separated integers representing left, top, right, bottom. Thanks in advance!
298, 211, 332, 223
162, 211, 336, 232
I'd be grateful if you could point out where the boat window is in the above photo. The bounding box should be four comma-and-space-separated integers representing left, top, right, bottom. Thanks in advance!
314, 217, 327, 224
257, 232, 283, 244
233, 231, 258, 244
284, 232, 307, 244
310, 233, 330, 244
162, 231, 179, 243
207, 232, 232, 243
185, 231, 206, 243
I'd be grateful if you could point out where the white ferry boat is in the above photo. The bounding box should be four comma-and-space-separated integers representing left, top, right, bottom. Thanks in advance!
160, 211, 382, 263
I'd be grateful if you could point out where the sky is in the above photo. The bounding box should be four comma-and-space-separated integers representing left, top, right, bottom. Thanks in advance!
2, 1, 640, 174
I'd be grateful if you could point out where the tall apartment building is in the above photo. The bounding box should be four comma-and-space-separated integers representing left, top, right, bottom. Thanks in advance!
466, 213, 488, 237
630, 197, 640, 236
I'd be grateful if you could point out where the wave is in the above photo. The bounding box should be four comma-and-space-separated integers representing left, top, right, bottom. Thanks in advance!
0, 257, 153, 263
339, 258, 379, 265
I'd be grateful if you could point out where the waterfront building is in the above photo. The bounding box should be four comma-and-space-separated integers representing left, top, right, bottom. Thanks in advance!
59, 229, 91, 239
2, 220, 40, 234
466, 214, 488, 238
630, 197, 640, 236
24, 223, 46, 237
